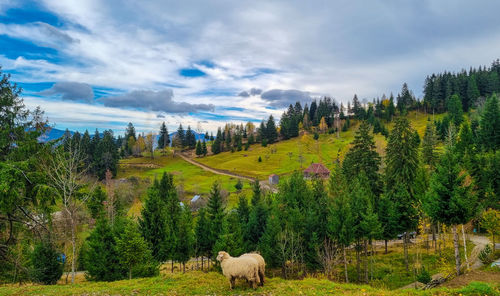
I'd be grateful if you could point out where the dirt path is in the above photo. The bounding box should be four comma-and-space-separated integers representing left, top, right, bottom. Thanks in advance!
177, 153, 277, 192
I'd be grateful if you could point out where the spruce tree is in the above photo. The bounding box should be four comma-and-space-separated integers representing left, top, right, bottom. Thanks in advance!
214, 212, 245, 257
202, 140, 207, 156
207, 181, 225, 257
266, 115, 278, 144
342, 121, 381, 196
447, 94, 464, 127
479, 94, 500, 151
195, 208, 211, 270
176, 206, 194, 272
30, 240, 64, 285
117, 221, 153, 279
466, 76, 480, 111
422, 119, 438, 168
424, 148, 477, 275
177, 124, 185, 148
158, 122, 170, 149
195, 140, 202, 156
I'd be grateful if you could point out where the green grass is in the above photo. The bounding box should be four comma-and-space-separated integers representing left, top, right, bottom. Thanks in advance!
197, 111, 445, 180
117, 152, 253, 213
1, 271, 497, 295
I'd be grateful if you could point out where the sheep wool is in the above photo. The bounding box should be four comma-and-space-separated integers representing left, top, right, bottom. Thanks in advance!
241, 252, 266, 286
216, 251, 260, 289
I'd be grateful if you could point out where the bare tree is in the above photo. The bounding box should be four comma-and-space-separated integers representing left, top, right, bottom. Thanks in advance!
44, 144, 94, 284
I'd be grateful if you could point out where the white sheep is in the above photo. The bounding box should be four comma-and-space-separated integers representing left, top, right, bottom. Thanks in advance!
241, 252, 266, 286
216, 251, 260, 289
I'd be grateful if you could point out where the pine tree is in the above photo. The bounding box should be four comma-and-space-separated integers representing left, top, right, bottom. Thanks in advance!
83, 219, 124, 281
177, 124, 185, 148
117, 221, 153, 279
87, 186, 106, 219
195, 140, 202, 156
342, 121, 381, 196
424, 148, 477, 275
176, 206, 194, 272
30, 240, 64, 285
202, 140, 207, 156
447, 94, 464, 127
328, 166, 353, 282
195, 208, 211, 270
422, 119, 438, 168
185, 126, 196, 149
139, 183, 168, 262
158, 122, 170, 149
479, 94, 500, 151
207, 181, 225, 257
246, 197, 267, 251
259, 202, 281, 268
466, 76, 480, 111
266, 115, 278, 144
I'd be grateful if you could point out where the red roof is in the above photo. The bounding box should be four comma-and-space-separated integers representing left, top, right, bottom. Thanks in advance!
269, 174, 278, 177
303, 163, 330, 175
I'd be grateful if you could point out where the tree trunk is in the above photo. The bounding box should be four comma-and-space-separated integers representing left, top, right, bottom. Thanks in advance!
201, 257, 204, 271
404, 232, 409, 273
437, 222, 442, 257
384, 239, 388, 254
432, 223, 436, 252
183, 262, 185, 273
364, 240, 368, 283
71, 218, 76, 284
171, 260, 174, 273
129, 267, 132, 280
452, 225, 461, 276
462, 225, 469, 270
343, 246, 349, 283
356, 240, 361, 282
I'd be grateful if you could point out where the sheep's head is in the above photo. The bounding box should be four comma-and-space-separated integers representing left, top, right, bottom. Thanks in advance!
216, 251, 229, 262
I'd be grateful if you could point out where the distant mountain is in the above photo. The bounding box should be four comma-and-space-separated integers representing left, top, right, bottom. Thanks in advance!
38, 128, 103, 142
168, 131, 207, 142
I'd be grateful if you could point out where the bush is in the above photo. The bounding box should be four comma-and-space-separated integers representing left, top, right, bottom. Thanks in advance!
458, 281, 498, 296
234, 179, 243, 191
478, 244, 493, 264
258, 156, 262, 162
313, 132, 319, 140
416, 267, 431, 284
31, 241, 63, 285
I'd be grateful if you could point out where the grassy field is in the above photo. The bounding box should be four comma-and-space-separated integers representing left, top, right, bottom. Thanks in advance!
117, 151, 253, 215
197, 112, 446, 180
1, 271, 498, 296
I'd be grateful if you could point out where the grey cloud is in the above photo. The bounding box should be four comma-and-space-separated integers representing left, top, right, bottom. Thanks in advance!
238, 88, 262, 97
100, 89, 215, 113
250, 88, 262, 95
39, 82, 94, 102
157, 114, 165, 118
260, 89, 311, 108
35, 22, 78, 44
238, 91, 249, 97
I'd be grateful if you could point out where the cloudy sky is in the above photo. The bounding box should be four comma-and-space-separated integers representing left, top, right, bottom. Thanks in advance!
2, 0, 500, 134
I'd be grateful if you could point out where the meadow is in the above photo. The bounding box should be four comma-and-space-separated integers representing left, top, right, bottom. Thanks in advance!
197, 111, 446, 180
0, 271, 497, 296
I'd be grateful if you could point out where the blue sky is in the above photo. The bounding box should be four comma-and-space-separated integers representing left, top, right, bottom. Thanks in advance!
2, 0, 500, 135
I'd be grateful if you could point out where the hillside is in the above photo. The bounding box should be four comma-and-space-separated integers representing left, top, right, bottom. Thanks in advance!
196, 111, 445, 180
0, 271, 497, 295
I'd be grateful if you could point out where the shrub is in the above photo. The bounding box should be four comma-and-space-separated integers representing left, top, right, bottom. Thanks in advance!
458, 281, 498, 296
313, 132, 319, 140
30, 241, 63, 285
258, 156, 262, 162
416, 267, 431, 284
234, 179, 243, 191
478, 244, 493, 264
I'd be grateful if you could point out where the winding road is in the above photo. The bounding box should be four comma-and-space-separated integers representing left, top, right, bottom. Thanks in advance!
177, 153, 277, 193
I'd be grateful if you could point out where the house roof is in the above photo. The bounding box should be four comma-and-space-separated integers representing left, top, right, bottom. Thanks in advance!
304, 163, 330, 175
191, 195, 201, 202
269, 174, 278, 178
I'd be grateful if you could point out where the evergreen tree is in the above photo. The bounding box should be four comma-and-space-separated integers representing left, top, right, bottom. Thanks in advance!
479, 94, 500, 151
342, 121, 381, 196
185, 126, 196, 149
266, 115, 278, 144
422, 119, 438, 168
117, 221, 154, 279
87, 186, 106, 219
328, 166, 353, 282
424, 148, 477, 275
259, 202, 281, 268
447, 94, 464, 127
207, 182, 225, 257
466, 76, 480, 111
30, 240, 63, 285
246, 197, 268, 251
194, 208, 211, 269
214, 211, 245, 257
202, 140, 207, 156
158, 122, 170, 149
195, 140, 202, 156
83, 219, 124, 281
177, 124, 185, 148
138, 183, 168, 262
236, 195, 250, 226
176, 206, 194, 272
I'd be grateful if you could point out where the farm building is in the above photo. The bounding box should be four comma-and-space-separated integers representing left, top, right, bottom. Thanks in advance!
303, 163, 330, 179
269, 174, 279, 185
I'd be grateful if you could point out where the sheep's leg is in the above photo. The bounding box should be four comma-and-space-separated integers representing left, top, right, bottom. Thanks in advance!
259, 271, 265, 286
230, 277, 235, 289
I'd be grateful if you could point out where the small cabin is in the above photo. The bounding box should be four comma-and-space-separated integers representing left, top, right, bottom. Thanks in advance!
303, 163, 330, 179
269, 174, 279, 185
